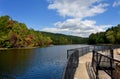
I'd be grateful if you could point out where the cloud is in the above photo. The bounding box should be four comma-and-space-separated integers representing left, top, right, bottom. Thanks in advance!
41, 19, 111, 37
41, 27, 69, 33
113, 0, 120, 7
41, 0, 110, 37
55, 19, 96, 31
48, 0, 109, 18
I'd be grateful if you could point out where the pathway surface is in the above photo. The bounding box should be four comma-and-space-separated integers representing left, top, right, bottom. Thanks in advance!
74, 52, 92, 79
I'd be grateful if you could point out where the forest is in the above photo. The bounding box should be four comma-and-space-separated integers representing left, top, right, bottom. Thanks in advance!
88, 24, 120, 44
0, 15, 88, 48
41, 32, 88, 45
1, 15, 119, 48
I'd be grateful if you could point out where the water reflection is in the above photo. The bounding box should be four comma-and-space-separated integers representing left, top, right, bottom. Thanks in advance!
0, 49, 34, 77
0, 45, 89, 79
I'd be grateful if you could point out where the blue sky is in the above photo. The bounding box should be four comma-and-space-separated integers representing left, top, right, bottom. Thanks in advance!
0, 0, 120, 37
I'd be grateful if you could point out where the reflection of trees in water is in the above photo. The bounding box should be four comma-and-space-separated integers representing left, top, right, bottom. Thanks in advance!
0, 72, 15, 79
0, 49, 35, 77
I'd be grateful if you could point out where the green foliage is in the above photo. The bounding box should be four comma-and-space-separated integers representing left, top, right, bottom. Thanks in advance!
0, 15, 52, 48
41, 32, 88, 45
89, 33, 97, 44
89, 24, 120, 44
0, 15, 88, 48
106, 30, 115, 44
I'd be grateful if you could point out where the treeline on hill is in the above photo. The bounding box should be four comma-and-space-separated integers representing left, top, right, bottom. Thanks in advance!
89, 24, 120, 44
0, 15, 88, 48
0, 15, 52, 48
41, 32, 88, 45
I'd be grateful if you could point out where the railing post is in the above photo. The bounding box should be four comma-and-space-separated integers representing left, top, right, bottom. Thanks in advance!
96, 51, 99, 79
67, 50, 69, 59
92, 50, 99, 79
110, 49, 114, 79
110, 49, 114, 59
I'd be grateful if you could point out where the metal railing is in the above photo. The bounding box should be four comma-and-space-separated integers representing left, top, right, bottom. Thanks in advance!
62, 50, 79, 79
92, 45, 120, 51
62, 45, 120, 79
62, 46, 90, 79
92, 49, 120, 79
67, 46, 90, 58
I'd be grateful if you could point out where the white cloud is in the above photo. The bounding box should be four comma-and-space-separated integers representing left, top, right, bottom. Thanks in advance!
41, 27, 69, 33
113, 0, 120, 7
41, 19, 111, 37
48, 0, 109, 18
41, 0, 110, 37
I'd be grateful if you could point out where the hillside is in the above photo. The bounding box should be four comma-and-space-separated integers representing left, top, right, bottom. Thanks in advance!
41, 31, 88, 45
0, 15, 88, 48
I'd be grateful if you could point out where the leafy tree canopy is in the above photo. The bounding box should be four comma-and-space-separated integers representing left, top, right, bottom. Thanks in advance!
88, 24, 120, 44
0, 15, 88, 48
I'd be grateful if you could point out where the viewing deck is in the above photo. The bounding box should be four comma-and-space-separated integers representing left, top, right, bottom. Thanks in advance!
62, 45, 120, 79
74, 48, 120, 79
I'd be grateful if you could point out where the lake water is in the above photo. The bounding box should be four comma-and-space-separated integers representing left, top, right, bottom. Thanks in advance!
0, 45, 89, 79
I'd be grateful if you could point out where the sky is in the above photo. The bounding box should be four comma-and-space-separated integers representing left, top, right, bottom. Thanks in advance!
0, 0, 120, 37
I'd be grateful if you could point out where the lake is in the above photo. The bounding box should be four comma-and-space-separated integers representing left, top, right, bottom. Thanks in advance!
0, 45, 89, 79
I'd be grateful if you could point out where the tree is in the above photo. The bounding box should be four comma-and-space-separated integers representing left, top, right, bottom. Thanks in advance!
89, 24, 120, 44
106, 30, 115, 44
0, 15, 52, 48
89, 33, 97, 44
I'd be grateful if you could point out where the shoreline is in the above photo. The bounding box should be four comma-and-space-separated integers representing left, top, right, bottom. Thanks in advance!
0, 47, 38, 50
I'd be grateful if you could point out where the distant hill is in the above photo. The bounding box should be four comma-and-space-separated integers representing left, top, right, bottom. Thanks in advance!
41, 31, 88, 45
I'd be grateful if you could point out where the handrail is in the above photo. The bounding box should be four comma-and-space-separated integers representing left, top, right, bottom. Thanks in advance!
95, 51, 120, 63
92, 49, 120, 79
93, 45, 120, 51
62, 45, 120, 79
62, 46, 90, 79
67, 46, 90, 57
62, 49, 79, 79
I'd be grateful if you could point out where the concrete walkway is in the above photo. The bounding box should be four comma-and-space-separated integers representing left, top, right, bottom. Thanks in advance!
74, 52, 92, 79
